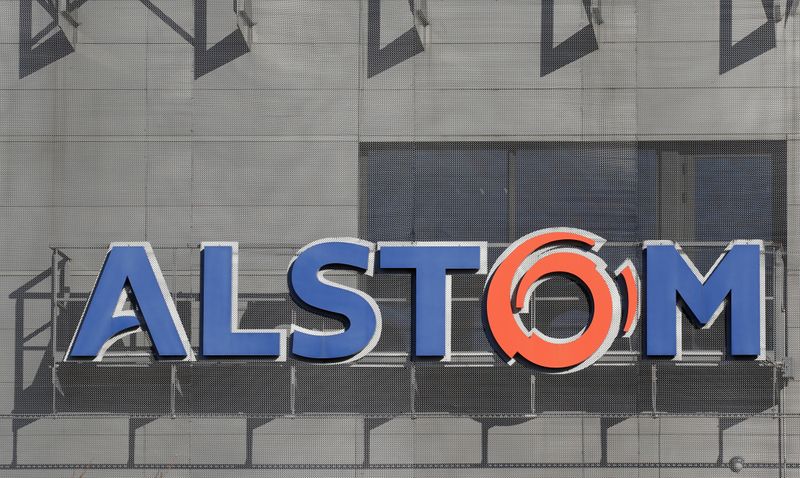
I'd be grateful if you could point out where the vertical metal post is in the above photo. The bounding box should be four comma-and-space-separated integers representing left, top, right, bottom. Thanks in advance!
778, 379, 786, 478
775, 248, 789, 360
480, 422, 489, 466
290, 365, 296, 416
170, 364, 177, 418
50, 248, 58, 415
775, 247, 786, 360
778, 246, 788, 478
290, 309, 296, 416
410, 363, 416, 417
772, 356, 784, 478
581, 415, 586, 478
507, 148, 517, 241
773, 361, 778, 414
650, 364, 658, 417
363, 418, 370, 467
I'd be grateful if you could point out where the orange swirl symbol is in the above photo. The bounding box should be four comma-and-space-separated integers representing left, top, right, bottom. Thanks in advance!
484, 228, 639, 373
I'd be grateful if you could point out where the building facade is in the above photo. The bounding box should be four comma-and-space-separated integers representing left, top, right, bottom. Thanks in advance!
0, 0, 799, 476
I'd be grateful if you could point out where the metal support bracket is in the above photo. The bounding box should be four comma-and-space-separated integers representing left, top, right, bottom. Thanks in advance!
784, 357, 795, 379
591, 0, 604, 25
413, 0, 431, 46
236, 0, 256, 47
58, 1, 80, 47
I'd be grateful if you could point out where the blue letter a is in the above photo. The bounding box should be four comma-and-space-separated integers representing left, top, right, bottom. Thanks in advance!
66, 243, 194, 361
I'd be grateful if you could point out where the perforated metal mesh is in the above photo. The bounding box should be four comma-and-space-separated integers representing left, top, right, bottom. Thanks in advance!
1, 0, 799, 475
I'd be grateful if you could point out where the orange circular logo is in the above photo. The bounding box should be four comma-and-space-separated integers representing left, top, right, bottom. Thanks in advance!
484, 229, 639, 372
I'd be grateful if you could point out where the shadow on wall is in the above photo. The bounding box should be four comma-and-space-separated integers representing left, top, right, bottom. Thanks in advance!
15, 0, 786, 80
19, 0, 249, 79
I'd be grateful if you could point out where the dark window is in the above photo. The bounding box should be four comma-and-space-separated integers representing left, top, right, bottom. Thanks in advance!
360, 141, 786, 355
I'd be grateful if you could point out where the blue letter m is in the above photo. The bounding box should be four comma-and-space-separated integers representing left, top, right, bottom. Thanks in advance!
644, 241, 764, 359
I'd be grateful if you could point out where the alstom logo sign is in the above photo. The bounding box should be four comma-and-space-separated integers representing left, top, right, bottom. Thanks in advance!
65, 228, 765, 373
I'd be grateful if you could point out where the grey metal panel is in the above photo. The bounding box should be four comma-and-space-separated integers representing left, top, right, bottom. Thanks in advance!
370, 417, 481, 465
413, 89, 636, 137
0, 44, 149, 90
414, 42, 636, 90
0, 208, 52, 271
134, 417, 250, 465
637, 0, 720, 42
191, 141, 358, 206
0, 90, 149, 136
360, 89, 414, 137
189, 205, 358, 243
0, 2, 19, 44
253, 417, 364, 465
636, 41, 784, 88
637, 88, 784, 135
188, 418, 248, 465
723, 416, 781, 464
133, 417, 193, 465
194, 44, 360, 90
146, 142, 193, 207
17, 417, 128, 465
489, 416, 602, 464
191, 90, 359, 136
0, 142, 55, 207
146, 206, 192, 247
61, 1, 155, 44
251, 0, 360, 44
54, 142, 150, 207
53, 206, 147, 245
